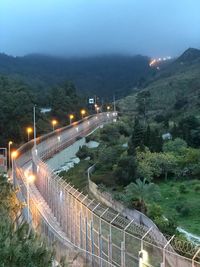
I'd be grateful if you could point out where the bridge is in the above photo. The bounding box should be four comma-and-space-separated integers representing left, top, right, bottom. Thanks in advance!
13, 112, 200, 267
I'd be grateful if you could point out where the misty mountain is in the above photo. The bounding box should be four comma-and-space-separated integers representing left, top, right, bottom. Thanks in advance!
119, 47, 200, 119
0, 53, 152, 99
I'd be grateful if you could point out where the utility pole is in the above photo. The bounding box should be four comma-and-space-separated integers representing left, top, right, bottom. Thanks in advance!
113, 94, 116, 112
33, 105, 36, 150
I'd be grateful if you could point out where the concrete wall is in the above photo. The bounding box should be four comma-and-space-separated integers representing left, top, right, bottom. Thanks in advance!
88, 165, 158, 229
47, 138, 85, 170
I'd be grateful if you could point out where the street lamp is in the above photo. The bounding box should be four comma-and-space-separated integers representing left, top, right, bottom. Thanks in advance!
69, 114, 74, 124
96, 106, 100, 114
107, 106, 111, 111
8, 141, 13, 170
80, 109, 86, 119
26, 127, 33, 141
27, 174, 35, 223
51, 120, 57, 131
11, 151, 18, 187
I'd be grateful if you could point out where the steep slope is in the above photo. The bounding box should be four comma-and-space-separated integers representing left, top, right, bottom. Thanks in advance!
0, 53, 152, 99
119, 48, 200, 119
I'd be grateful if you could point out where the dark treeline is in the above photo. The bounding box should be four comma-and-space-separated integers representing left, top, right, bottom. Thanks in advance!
0, 53, 152, 99
0, 75, 83, 146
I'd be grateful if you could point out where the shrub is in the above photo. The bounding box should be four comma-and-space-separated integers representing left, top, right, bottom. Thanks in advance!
194, 184, 200, 192
76, 145, 94, 160
154, 216, 178, 236
179, 184, 188, 194
175, 203, 190, 216
147, 203, 163, 220
179, 206, 190, 217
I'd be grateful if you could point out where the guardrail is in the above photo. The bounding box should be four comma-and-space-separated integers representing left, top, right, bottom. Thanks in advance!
13, 112, 200, 267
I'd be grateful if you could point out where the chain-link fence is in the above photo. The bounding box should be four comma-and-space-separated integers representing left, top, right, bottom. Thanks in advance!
14, 112, 200, 267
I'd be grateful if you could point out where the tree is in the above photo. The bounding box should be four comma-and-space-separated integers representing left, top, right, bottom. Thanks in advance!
136, 149, 177, 181
136, 90, 151, 125
128, 118, 144, 154
0, 76, 34, 145
163, 138, 187, 155
114, 154, 137, 186
125, 179, 160, 213
50, 82, 82, 123
177, 116, 200, 147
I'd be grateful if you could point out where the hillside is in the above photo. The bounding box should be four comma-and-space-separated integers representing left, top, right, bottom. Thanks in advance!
119, 48, 200, 119
0, 53, 152, 99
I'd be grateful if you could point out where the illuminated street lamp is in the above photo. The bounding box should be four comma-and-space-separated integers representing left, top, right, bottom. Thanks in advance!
96, 106, 100, 114
69, 114, 74, 124
26, 127, 33, 141
51, 119, 57, 131
27, 174, 35, 223
11, 151, 18, 187
81, 109, 86, 119
107, 106, 111, 111
8, 141, 13, 170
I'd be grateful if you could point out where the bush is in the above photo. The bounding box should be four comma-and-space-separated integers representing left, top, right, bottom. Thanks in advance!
194, 184, 200, 192
175, 203, 190, 216
154, 216, 178, 236
76, 145, 94, 160
179, 184, 188, 194
114, 155, 137, 186
147, 203, 163, 220
179, 206, 190, 217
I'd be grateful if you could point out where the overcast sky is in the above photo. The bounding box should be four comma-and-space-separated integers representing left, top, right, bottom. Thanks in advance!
0, 0, 200, 58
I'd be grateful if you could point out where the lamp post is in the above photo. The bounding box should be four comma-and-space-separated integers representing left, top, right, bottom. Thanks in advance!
8, 141, 13, 170
26, 127, 33, 142
51, 120, 57, 131
69, 114, 74, 124
81, 109, 86, 119
33, 105, 37, 150
96, 106, 100, 114
27, 174, 35, 223
11, 151, 18, 187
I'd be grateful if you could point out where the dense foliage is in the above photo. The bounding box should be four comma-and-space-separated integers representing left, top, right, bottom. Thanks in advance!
0, 53, 152, 99
0, 75, 82, 146
0, 176, 53, 266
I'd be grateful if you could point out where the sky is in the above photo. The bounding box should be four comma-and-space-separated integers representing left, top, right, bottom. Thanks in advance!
0, 0, 200, 58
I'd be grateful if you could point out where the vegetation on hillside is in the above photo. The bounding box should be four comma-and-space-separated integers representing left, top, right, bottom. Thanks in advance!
0, 75, 82, 146
0, 175, 53, 266
75, 112, 200, 238
119, 48, 200, 121
0, 53, 153, 99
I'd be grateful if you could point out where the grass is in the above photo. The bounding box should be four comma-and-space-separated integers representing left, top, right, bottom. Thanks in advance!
158, 179, 200, 236
60, 160, 90, 193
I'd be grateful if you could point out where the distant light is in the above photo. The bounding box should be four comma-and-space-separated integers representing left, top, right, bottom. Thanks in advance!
57, 136, 61, 142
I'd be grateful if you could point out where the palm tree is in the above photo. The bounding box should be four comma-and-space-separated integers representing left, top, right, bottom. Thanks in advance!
125, 178, 160, 213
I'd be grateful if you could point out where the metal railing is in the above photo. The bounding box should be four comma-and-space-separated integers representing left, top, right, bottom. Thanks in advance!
14, 112, 200, 267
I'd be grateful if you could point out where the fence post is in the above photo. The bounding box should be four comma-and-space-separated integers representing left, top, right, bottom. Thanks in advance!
121, 241, 125, 267
80, 212, 83, 248
108, 234, 112, 263
139, 227, 152, 267
98, 229, 102, 267
162, 235, 175, 267
192, 248, 200, 267
85, 217, 88, 261
90, 220, 94, 264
